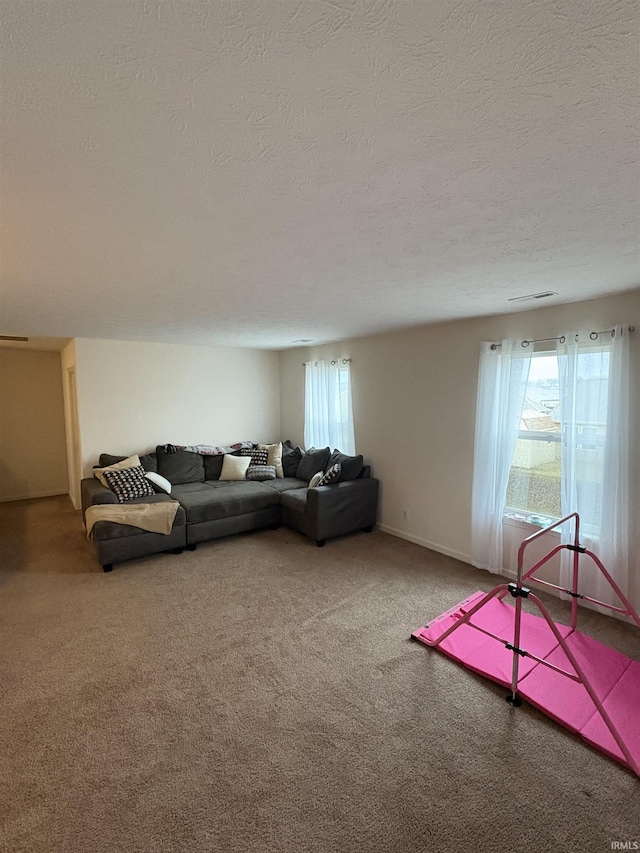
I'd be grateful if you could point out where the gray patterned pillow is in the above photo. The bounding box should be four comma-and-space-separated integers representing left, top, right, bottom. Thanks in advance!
246, 464, 277, 481
317, 462, 341, 487
104, 465, 155, 503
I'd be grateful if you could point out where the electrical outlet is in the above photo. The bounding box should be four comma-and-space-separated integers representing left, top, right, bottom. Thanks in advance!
402, 509, 408, 520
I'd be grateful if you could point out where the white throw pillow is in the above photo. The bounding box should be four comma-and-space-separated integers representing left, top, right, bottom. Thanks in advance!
145, 471, 172, 494
219, 454, 251, 481
308, 471, 324, 488
94, 454, 141, 488
259, 442, 284, 478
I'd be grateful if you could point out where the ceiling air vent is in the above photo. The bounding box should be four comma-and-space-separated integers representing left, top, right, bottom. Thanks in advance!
0, 335, 29, 341
508, 292, 558, 303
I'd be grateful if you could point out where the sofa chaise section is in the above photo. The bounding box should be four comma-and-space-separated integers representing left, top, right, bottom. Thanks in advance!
280, 475, 379, 546
81, 477, 187, 572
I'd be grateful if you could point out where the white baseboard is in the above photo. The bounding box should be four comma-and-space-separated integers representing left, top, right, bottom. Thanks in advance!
0, 489, 68, 504
377, 523, 471, 564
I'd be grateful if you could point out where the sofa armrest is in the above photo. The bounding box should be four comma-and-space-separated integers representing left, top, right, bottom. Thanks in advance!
305, 477, 379, 541
81, 477, 117, 522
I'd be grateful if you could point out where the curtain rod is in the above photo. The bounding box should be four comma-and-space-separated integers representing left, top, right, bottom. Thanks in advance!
490, 326, 635, 350
302, 358, 352, 366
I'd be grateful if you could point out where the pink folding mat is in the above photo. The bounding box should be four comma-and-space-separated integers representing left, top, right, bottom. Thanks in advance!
412, 514, 640, 776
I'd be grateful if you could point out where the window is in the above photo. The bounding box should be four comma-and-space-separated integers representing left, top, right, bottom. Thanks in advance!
304, 360, 355, 454
505, 347, 612, 525
505, 353, 561, 520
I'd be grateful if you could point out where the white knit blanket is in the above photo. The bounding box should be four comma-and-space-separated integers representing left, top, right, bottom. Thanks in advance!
85, 501, 180, 539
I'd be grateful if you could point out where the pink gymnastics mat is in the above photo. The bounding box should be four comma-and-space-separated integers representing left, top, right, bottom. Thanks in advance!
412, 590, 640, 775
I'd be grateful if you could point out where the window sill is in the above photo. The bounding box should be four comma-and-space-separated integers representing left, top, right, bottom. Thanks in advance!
503, 513, 561, 535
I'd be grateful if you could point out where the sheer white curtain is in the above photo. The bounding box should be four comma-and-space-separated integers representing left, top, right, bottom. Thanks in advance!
557, 327, 630, 604
304, 360, 356, 454
471, 341, 531, 573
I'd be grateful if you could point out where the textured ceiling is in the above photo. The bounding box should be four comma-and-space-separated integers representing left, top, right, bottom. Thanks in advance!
1, 1, 638, 349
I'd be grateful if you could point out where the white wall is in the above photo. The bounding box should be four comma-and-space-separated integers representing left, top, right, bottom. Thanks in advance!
279, 289, 640, 611
0, 349, 69, 501
73, 338, 281, 476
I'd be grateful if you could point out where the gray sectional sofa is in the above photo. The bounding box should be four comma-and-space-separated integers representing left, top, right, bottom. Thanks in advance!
81, 443, 379, 572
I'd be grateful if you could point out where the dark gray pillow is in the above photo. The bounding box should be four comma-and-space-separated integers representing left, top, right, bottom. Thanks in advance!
139, 452, 158, 473
327, 450, 363, 482
296, 447, 331, 483
156, 447, 205, 485
203, 454, 225, 481
98, 452, 157, 473
282, 441, 304, 477
99, 453, 126, 467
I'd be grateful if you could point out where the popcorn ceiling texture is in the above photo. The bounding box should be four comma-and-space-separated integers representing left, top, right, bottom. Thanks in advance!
1, 0, 638, 349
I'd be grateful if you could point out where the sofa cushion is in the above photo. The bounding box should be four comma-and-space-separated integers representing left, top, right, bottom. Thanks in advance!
203, 454, 225, 481
282, 441, 303, 477
327, 450, 363, 482
103, 466, 155, 503
156, 447, 205, 484
262, 477, 308, 493
296, 447, 331, 483
280, 488, 308, 514
172, 481, 280, 524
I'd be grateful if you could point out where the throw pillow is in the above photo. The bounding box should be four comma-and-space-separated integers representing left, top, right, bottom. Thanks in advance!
103, 465, 155, 503
98, 452, 157, 473
246, 464, 277, 481
317, 462, 342, 486
327, 450, 364, 482
145, 471, 172, 494
296, 447, 331, 483
139, 452, 158, 473
240, 446, 269, 466
203, 454, 225, 481
259, 442, 284, 478
219, 454, 251, 481
308, 471, 324, 488
282, 441, 303, 477
94, 454, 141, 488
98, 453, 126, 467
156, 447, 205, 485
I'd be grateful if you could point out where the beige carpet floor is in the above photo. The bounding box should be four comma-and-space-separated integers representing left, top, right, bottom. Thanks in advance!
0, 495, 638, 853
